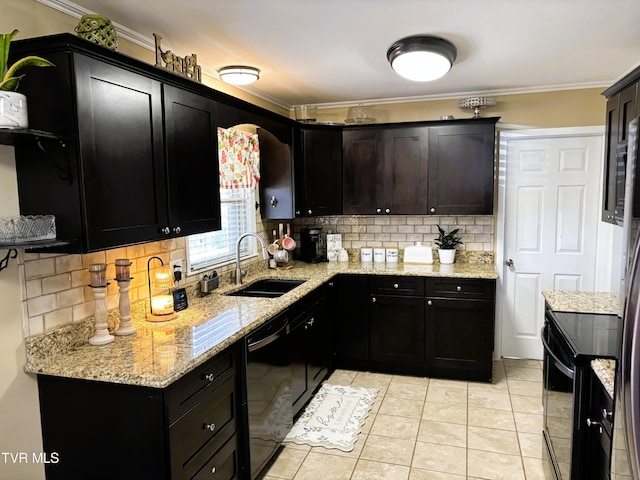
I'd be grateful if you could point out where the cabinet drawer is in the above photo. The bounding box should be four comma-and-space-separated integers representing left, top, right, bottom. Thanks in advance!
591, 374, 614, 436
166, 347, 236, 424
370, 275, 424, 296
425, 278, 495, 300
192, 432, 241, 480
169, 374, 238, 479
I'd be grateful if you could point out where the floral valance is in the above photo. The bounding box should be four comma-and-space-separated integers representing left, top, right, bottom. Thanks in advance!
217, 127, 261, 190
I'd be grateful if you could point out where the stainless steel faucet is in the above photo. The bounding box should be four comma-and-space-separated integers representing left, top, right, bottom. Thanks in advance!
235, 233, 268, 285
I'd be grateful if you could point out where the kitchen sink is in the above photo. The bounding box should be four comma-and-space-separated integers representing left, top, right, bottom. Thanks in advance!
226, 279, 307, 298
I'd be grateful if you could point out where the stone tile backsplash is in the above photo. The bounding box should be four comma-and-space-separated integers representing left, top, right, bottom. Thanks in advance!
17, 214, 493, 338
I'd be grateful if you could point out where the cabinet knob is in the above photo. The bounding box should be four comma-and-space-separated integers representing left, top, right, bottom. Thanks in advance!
173, 226, 181, 234
427, 300, 433, 306
295, 210, 301, 216
385, 208, 390, 214
161, 226, 170, 235
376, 208, 382, 214
603, 408, 613, 421
308, 209, 313, 215
204, 373, 215, 382
393, 283, 399, 289
307, 318, 315, 328
203, 422, 216, 432
372, 297, 377, 303
211, 466, 216, 474
430, 207, 436, 213
456, 286, 462, 292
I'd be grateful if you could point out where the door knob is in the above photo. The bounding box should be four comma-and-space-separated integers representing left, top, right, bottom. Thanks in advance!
505, 259, 514, 267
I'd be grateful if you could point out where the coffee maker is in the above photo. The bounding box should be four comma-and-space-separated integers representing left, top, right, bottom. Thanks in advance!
299, 227, 326, 263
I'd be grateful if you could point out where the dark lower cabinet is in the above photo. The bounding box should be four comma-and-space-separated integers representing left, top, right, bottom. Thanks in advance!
330, 275, 370, 368
584, 371, 614, 479
290, 287, 330, 417
37, 344, 243, 480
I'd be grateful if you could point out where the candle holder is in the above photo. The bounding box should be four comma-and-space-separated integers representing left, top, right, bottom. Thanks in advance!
89, 285, 114, 345
147, 256, 177, 322
115, 278, 136, 335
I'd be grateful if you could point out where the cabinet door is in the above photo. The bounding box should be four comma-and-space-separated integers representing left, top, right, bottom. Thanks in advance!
290, 308, 309, 411
331, 275, 370, 364
384, 127, 428, 214
370, 295, 425, 368
425, 298, 494, 381
74, 54, 168, 250
306, 295, 329, 391
259, 128, 295, 219
343, 128, 385, 214
300, 127, 343, 216
163, 84, 221, 236
602, 95, 620, 223
428, 121, 496, 215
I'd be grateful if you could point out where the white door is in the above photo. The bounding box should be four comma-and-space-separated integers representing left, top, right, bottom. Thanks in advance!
498, 128, 604, 359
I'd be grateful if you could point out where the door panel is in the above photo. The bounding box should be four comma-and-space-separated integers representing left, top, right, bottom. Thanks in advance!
502, 133, 603, 359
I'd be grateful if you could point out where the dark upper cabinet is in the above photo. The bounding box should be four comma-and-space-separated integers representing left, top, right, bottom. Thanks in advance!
343, 126, 428, 214
295, 126, 343, 216
427, 119, 497, 215
602, 80, 638, 225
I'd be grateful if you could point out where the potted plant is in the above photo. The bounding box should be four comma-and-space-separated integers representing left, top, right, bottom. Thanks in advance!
0, 29, 54, 128
434, 224, 463, 264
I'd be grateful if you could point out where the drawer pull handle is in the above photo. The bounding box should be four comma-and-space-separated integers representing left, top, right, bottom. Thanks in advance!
372, 297, 377, 303
203, 422, 216, 432
211, 466, 216, 474
204, 373, 215, 382
456, 286, 462, 292
586, 417, 603, 434
427, 300, 432, 306
393, 283, 399, 289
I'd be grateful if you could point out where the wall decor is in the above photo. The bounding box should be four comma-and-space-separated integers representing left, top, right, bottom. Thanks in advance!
153, 33, 201, 82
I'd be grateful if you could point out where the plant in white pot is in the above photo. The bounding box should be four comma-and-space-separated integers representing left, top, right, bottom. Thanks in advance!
434, 225, 463, 264
0, 29, 54, 128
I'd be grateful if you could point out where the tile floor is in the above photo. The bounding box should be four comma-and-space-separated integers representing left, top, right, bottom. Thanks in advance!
260, 358, 554, 480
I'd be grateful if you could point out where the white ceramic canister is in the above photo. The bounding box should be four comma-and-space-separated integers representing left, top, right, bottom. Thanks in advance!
373, 248, 386, 263
386, 248, 399, 263
360, 247, 373, 262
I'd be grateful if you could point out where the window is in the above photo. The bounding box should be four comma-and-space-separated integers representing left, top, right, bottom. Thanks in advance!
186, 188, 256, 274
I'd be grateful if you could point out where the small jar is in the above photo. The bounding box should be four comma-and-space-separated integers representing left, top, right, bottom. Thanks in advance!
89, 263, 107, 287
115, 258, 132, 281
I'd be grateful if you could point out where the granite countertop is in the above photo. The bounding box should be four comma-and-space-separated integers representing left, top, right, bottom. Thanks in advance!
592, 358, 616, 398
25, 260, 499, 389
542, 290, 620, 315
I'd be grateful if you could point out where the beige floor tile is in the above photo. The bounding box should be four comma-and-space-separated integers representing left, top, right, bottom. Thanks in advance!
263, 446, 308, 479
350, 378, 390, 395
361, 412, 376, 434
408, 468, 466, 479
425, 385, 468, 405
417, 419, 466, 447
378, 396, 425, 418
355, 371, 394, 383
507, 379, 543, 397
327, 369, 359, 385
411, 441, 467, 476
518, 431, 547, 459
522, 456, 556, 480
427, 378, 468, 390
391, 375, 430, 387
505, 365, 543, 383
282, 441, 311, 452
468, 389, 512, 411
468, 425, 520, 455
371, 414, 421, 440
292, 452, 356, 480
422, 401, 467, 425
468, 378, 508, 393
467, 449, 525, 479
351, 459, 411, 480
468, 406, 515, 431
513, 411, 543, 434
503, 358, 542, 369
386, 381, 428, 401
360, 434, 416, 466
510, 393, 543, 414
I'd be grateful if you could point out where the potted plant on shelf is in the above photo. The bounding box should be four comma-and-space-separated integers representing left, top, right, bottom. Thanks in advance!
0, 29, 54, 129
434, 224, 463, 264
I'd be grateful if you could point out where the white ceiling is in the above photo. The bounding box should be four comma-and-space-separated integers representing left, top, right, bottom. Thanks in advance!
43, 0, 640, 109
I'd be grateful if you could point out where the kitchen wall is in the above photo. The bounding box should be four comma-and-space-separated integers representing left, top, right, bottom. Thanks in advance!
0, 2, 612, 479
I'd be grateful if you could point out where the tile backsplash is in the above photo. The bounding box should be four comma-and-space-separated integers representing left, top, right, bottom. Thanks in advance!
18, 214, 493, 338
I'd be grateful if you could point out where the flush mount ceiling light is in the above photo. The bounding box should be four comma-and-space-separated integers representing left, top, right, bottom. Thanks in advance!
218, 66, 260, 85
387, 35, 457, 82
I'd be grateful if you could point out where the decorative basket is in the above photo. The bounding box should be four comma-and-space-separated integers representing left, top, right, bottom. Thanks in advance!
0, 215, 56, 243
74, 14, 118, 51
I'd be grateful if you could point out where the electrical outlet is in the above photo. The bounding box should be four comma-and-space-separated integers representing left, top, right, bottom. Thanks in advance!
170, 259, 183, 282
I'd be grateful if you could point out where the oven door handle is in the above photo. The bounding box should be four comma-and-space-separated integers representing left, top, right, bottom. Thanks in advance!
541, 325, 575, 379
247, 321, 288, 352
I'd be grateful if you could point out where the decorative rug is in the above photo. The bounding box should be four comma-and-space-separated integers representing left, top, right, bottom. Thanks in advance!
283, 383, 378, 451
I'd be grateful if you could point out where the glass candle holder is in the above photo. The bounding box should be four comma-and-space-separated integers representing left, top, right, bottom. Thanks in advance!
115, 258, 132, 281
88, 263, 107, 287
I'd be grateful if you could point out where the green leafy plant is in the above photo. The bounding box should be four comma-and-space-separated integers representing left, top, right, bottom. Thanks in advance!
0, 29, 54, 91
434, 224, 463, 250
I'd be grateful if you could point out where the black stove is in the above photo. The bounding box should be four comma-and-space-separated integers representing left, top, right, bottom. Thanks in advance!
549, 311, 621, 365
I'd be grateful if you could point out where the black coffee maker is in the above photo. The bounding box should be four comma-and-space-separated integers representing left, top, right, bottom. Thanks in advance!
299, 227, 326, 263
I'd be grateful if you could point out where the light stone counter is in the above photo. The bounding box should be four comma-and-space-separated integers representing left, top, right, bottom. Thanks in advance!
25, 260, 498, 389
542, 290, 620, 398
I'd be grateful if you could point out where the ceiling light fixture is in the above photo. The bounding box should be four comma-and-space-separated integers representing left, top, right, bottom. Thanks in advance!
218, 66, 260, 85
387, 35, 457, 82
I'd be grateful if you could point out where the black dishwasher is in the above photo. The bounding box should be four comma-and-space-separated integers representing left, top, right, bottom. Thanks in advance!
244, 312, 292, 479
